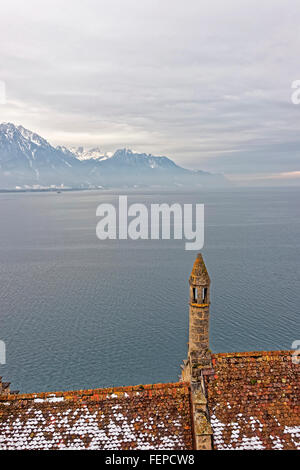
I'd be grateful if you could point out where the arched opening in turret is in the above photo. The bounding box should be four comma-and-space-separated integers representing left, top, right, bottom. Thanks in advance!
192, 288, 197, 303
203, 287, 208, 303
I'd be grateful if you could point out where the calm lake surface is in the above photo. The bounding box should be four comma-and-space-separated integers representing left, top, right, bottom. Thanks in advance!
0, 187, 299, 393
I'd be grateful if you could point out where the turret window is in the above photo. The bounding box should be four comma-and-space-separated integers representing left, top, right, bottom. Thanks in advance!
192, 287, 208, 303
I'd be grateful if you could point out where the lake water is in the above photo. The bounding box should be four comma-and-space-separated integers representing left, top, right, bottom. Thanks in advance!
0, 187, 299, 393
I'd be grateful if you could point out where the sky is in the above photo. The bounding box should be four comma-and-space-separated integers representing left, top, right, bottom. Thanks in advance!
0, 0, 300, 185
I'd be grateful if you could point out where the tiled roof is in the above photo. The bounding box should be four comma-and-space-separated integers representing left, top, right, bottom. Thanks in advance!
0, 382, 193, 450
205, 350, 300, 450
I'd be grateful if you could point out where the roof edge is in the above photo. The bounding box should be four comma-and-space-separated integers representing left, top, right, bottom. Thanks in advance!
0, 381, 190, 403
212, 349, 293, 359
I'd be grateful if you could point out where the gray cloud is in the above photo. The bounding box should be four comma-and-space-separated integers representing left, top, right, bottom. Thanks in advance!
0, 0, 300, 183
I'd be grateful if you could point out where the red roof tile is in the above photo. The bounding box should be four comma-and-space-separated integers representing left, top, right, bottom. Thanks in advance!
205, 351, 300, 450
0, 382, 193, 450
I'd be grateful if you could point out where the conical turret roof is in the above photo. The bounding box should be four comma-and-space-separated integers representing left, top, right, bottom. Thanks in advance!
189, 253, 210, 285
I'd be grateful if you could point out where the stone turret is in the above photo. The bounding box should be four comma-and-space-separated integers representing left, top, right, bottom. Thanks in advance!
0, 377, 10, 396
181, 253, 213, 450
0, 377, 18, 396
189, 253, 211, 374
182, 253, 212, 382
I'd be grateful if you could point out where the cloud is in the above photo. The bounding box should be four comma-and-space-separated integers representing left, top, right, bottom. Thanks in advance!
258, 171, 300, 180
0, 0, 300, 182
227, 170, 300, 187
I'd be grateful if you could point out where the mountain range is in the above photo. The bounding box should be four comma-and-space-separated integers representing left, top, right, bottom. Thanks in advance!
0, 123, 228, 190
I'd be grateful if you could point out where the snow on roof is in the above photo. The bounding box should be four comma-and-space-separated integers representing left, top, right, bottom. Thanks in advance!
0, 382, 193, 450
205, 350, 300, 450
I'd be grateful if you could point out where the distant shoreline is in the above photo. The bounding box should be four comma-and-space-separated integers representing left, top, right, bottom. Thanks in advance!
0, 185, 298, 195
0, 188, 92, 193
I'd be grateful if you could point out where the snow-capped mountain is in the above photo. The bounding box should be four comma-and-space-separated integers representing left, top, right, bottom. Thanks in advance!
0, 123, 228, 189
70, 146, 110, 162
106, 148, 178, 169
0, 123, 84, 188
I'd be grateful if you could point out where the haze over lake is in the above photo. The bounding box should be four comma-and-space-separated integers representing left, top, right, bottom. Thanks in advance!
0, 187, 299, 393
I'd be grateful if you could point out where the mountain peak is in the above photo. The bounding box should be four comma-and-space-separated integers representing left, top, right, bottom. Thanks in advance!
17, 125, 50, 147
0, 122, 20, 139
110, 148, 179, 171
0, 123, 50, 148
113, 148, 149, 157
71, 146, 108, 161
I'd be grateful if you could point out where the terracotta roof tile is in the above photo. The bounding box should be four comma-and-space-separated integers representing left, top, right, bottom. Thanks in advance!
0, 382, 193, 450
205, 350, 300, 450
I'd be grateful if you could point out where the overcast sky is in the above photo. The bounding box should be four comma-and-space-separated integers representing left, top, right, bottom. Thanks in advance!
0, 0, 300, 184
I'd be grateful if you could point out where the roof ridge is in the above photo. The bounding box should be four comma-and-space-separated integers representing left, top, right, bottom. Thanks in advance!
212, 349, 293, 359
0, 381, 190, 403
